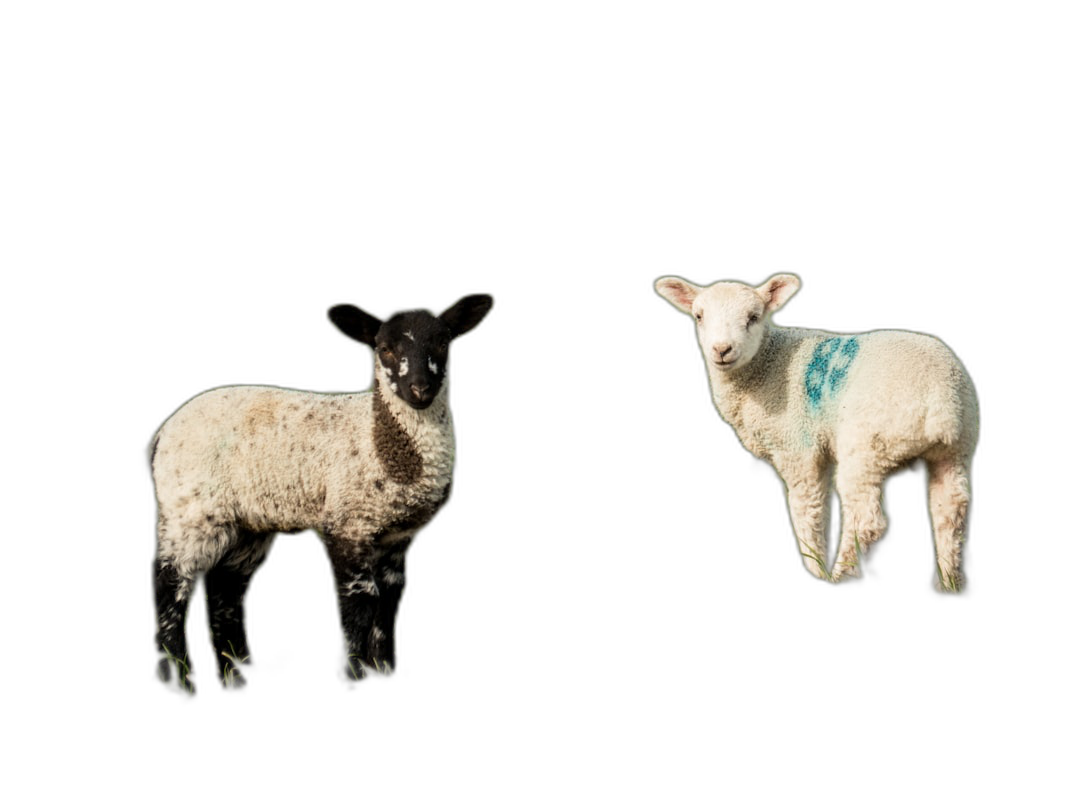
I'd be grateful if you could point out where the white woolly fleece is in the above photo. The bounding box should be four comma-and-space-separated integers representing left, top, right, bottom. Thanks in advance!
152, 380, 455, 582
656, 273, 978, 589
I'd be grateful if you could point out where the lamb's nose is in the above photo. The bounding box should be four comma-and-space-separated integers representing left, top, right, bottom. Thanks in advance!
714, 344, 733, 360
411, 383, 430, 399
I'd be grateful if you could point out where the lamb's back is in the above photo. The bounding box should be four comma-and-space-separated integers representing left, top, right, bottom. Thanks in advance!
152, 386, 376, 533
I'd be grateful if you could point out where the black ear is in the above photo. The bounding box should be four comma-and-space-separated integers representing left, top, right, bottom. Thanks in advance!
328, 304, 383, 347
440, 294, 493, 338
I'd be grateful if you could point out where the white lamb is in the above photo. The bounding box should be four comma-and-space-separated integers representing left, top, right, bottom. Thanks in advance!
151, 294, 493, 691
655, 274, 978, 590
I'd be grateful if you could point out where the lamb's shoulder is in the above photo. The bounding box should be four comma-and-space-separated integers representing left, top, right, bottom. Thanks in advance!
715, 328, 831, 460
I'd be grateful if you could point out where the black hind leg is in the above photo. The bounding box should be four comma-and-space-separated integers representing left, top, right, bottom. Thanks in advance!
154, 558, 196, 693
205, 532, 273, 687
205, 566, 254, 687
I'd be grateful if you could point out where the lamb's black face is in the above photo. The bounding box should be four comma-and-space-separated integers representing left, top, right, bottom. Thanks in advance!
328, 294, 493, 411
373, 311, 451, 409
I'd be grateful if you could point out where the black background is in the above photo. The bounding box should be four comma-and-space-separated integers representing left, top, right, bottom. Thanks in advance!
48, 42, 1062, 786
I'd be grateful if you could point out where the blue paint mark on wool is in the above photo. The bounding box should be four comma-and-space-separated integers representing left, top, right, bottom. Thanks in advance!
805, 337, 859, 409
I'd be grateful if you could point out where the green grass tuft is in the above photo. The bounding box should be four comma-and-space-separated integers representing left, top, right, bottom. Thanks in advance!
341, 652, 393, 686
156, 643, 397, 695
156, 647, 196, 699
799, 547, 832, 581
933, 554, 964, 591
220, 641, 249, 687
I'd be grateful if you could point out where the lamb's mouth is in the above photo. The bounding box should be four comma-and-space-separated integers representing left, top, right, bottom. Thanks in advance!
713, 359, 737, 369
403, 387, 440, 409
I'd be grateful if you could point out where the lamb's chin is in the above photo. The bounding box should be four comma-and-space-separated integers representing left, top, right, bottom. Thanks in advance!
712, 360, 737, 370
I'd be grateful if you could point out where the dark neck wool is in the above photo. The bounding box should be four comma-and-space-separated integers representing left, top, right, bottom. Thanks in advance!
372, 380, 424, 485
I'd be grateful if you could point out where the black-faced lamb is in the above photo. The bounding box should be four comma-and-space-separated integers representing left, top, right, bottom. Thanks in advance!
151, 294, 493, 691
655, 274, 978, 591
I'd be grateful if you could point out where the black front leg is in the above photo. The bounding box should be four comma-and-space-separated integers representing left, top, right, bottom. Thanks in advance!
369, 539, 412, 673
326, 542, 410, 673
340, 566, 380, 680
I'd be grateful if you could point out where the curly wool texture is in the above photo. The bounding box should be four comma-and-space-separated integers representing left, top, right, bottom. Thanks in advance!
712, 327, 977, 466
152, 377, 455, 583
656, 274, 978, 590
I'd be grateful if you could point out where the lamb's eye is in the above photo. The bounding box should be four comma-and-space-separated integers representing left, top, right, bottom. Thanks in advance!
694, 312, 703, 322
747, 313, 759, 327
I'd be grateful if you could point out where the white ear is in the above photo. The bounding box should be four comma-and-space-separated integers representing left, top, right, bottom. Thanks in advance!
655, 276, 702, 314
757, 274, 800, 313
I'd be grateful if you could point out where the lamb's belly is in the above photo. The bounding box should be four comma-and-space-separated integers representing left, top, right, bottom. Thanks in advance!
239, 497, 315, 534
837, 420, 936, 467
230, 458, 327, 533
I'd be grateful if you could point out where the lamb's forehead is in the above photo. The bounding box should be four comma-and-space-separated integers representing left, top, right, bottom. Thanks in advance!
379, 309, 450, 344
696, 281, 763, 313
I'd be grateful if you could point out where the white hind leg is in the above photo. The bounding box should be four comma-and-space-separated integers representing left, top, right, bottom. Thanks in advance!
927, 456, 971, 592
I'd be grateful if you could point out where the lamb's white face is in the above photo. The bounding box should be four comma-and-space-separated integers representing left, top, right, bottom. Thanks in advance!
690, 283, 770, 371
655, 274, 801, 373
